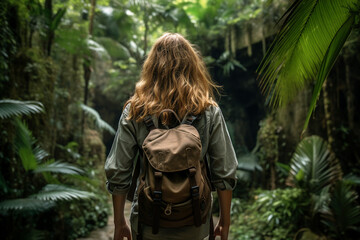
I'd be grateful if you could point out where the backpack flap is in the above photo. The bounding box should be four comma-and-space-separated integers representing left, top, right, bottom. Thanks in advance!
142, 125, 202, 172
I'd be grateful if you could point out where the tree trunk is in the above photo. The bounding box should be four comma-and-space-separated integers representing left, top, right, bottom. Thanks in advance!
323, 79, 335, 149
81, 0, 96, 137
344, 55, 354, 129
89, 0, 96, 35
44, 0, 53, 56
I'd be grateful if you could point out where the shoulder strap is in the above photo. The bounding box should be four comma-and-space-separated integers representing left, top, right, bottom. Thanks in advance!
143, 115, 156, 131
127, 116, 154, 202
126, 152, 141, 202
182, 114, 197, 125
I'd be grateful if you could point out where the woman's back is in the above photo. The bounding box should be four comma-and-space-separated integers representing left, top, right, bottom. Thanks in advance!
105, 33, 238, 240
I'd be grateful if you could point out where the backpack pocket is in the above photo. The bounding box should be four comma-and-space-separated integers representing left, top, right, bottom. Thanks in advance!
138, 185, 210, 228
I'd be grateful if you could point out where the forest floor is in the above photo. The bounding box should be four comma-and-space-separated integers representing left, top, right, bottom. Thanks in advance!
77, 201, 228, 240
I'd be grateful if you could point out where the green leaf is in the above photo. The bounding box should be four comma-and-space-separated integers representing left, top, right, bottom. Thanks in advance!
33, 161, 86, 176
81, 104, 116, 135
302, 15, 355, 132
324, 181, 360, 235
30, 184, 95, 201
257, 0, 358, 107
19, 147, 37, 171
295, 169, 304, 182
0, 99, 44, 119
0, 198, 55, 214
289, 136, 342, 194
51, 8, 67, 31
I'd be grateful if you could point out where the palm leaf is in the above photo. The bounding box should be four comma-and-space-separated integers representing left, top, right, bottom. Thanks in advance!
302, 15, 355, 131
0, 99, 44, 119
323, 181, 360, 236
33, 161, 86, 176
257, 0, 358, 107
289, 136, 342, 194
15, 119, 37, 171
0, 198, 55, 214
81, 104, 116, 135
30, 184, 95, 201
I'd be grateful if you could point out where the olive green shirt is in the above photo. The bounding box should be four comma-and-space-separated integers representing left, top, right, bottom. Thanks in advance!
105, 104, 238, 239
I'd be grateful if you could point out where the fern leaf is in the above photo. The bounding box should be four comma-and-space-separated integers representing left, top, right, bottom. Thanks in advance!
0, 99, 44, 119
33, 161, 85, 175
0, 198, 55, 214
30, 184, 95, 201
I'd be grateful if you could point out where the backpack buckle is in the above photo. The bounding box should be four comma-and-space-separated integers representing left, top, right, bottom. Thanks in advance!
153, 190, 162, 203
191, 186, 199, 198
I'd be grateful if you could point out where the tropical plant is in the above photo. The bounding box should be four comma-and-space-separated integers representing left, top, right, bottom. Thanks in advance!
0, 99, 44, 119
0, 119, 94, 213
289, 136, 360, 239
289, 135, 342, 194
257, 0, 360, 130
231, 188, 309, 240
0, 99, 97, 239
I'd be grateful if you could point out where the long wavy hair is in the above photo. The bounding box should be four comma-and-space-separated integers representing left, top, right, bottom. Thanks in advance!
125, 33, 219, 123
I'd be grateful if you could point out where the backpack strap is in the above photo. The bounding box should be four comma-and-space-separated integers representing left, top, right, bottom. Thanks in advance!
189, 167, 201, 226
126, 152, 141, 202
126, 115, 154, 202
144, 115, 156, 131
152, 171, 163, 234
182, 114, 197, 125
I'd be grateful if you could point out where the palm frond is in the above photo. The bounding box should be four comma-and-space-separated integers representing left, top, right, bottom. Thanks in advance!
0, 99, 44, 119
33, 161, 86, 176
0, 198, 55, 214
15, 119, 37, 171
33, 145, 49, 162
81, 103, 116, 135
30, 184, 95, 201
257, 0, 358, 107
289, 136, 342, 194
303, 15, 355, 131
323, 181, 360, 236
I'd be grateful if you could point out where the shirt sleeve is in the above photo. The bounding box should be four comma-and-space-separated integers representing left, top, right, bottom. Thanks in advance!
207, 107, 238, 190
104, 104, 138, 195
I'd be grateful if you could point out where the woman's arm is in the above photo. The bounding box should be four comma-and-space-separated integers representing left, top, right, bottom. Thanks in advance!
214, 189, 232, 240
112, 194, 132, 240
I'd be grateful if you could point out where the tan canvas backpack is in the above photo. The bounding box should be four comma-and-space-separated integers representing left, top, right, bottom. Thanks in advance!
129, 109, 214, 239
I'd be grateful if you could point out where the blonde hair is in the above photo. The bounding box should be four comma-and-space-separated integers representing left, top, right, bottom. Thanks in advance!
125, 33, 219, 123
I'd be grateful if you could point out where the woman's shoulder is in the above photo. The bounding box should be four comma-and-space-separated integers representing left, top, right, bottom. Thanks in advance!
204, 104, 222, 117
122, 102, 131, 118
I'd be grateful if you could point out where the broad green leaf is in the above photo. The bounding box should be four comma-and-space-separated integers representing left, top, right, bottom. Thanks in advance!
19, 147, 37, 171
302, 15, 355, 132
289, 136, 342, 194
51, 8, 67, 31
257, 0, 358, 107
14, 119, 38, 171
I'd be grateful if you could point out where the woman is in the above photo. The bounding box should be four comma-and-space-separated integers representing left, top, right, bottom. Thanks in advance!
105, 33, 238, 240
